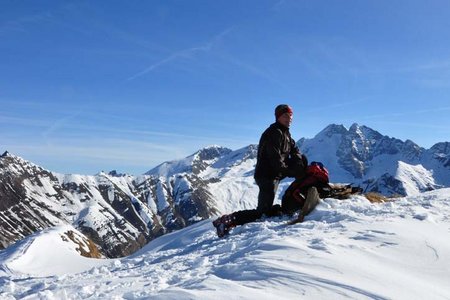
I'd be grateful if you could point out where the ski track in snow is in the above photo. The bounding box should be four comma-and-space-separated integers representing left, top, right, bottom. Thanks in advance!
1, 189, 450, 299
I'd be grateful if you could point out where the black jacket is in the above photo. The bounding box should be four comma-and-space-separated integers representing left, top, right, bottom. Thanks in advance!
254, 122, 306, 180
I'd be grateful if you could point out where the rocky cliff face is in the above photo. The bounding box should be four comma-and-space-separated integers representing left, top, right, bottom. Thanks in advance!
0, 148, 225, 257
298, 123, 448, 194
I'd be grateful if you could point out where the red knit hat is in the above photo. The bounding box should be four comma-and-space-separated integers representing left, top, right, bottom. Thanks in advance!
275, 104, 293, 119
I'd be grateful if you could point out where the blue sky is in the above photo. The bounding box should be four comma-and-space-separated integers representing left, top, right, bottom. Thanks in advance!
1, 0, 450, 175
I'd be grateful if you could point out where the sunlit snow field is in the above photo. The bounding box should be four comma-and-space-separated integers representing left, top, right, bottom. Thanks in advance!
1, 189, 450, 299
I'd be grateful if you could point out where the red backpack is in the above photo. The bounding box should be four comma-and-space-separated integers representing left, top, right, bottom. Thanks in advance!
281, 162, 330, 214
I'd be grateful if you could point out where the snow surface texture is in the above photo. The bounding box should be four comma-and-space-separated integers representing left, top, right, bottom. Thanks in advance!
1, 188, 450, 299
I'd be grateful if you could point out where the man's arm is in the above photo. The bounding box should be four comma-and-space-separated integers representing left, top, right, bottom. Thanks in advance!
286, 139, 307, 179
264, 129, 290, 178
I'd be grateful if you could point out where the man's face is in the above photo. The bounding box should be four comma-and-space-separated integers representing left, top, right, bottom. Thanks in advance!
278, 112, 293, 128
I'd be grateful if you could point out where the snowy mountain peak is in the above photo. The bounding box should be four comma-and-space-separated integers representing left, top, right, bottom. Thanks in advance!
211, 144, 258, 171
358, 124, 383, 140
349, 122, 360, 132
316, 124, 347, 138
315, 123, 384, 144
0, 151, 19, 163
0, 151, 48, 178
108, 170, 127, 177
430, 141, 450, 155
192, 145, 232, 164
427, 142, 450, 171
300, 123, 449, 192
403, 139, 421, 152
1, 151, 11, 157
197, 144, 231, 153
146, 145, 232, 177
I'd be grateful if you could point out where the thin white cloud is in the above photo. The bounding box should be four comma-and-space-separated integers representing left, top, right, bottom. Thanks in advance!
304, 99, 370, 113
4, 138, 186, 168
1, 108, 249, 148
40, 120, 246, 144
0, 114, 50, 127
367, 120, 450, 132
4, 134, 242, 175
219, 53, 289, 89
271, 0, 286, 11
126, 27, 234, 81
360, 106, 450, 120
0, 11, 53, 35
381, 58, 450, 74
42, 109, 85, 140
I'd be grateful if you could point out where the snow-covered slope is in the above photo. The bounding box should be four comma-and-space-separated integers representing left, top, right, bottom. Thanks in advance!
0, 152, 219, 257
1, 189, 449, 299
395, 161, 436, 195
145, 145, 232, 177
0, 225, 106, 277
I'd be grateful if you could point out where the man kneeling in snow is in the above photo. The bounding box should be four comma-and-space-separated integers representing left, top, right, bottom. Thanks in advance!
212, 104, 308, 237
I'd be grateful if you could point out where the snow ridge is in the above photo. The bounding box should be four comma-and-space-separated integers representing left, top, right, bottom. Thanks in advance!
1, 189, 449, 299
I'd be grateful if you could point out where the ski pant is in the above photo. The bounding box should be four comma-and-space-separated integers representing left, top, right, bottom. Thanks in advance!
233, 178, 279, 226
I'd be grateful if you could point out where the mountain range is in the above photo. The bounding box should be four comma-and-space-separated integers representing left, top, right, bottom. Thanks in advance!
1, 123, 448, 258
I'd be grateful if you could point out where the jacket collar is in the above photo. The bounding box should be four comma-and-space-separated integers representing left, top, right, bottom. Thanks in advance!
272, 121, 289, 131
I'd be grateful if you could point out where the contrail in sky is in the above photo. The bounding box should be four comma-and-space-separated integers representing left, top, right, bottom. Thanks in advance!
126, 27, 233, 81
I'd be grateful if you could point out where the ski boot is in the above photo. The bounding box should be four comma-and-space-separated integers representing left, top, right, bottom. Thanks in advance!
212, 214, 236, 238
